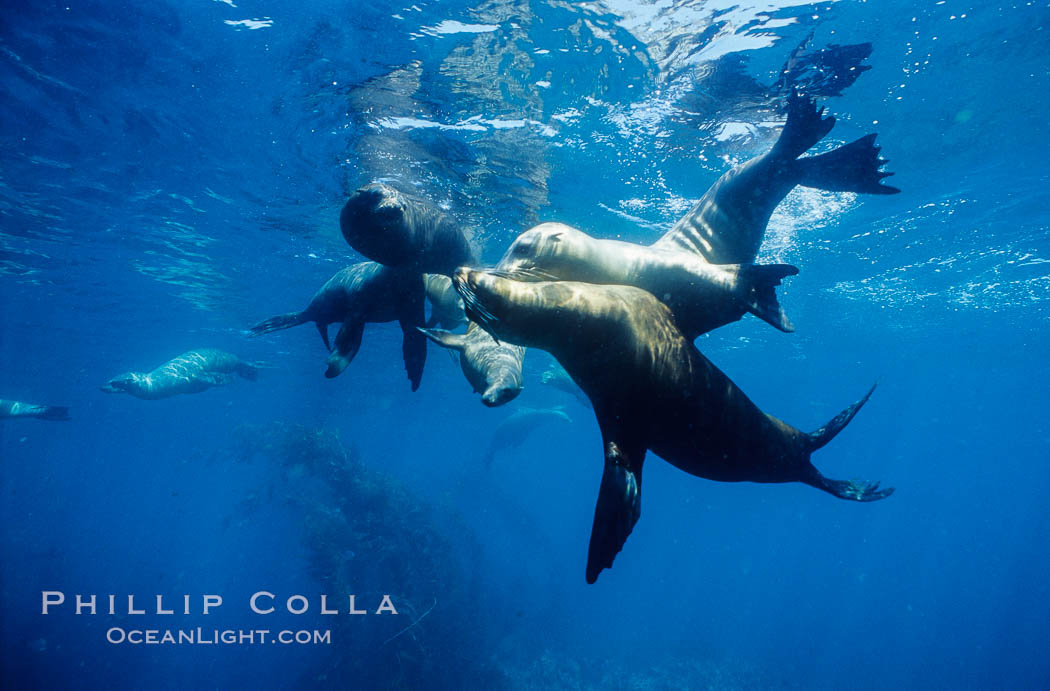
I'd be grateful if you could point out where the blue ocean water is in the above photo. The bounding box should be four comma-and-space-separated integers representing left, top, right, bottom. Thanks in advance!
1, 0, 1048, 688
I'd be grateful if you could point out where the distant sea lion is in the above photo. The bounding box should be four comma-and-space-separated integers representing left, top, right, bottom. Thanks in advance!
101, 349, 261, 400
0, 399, 70, 421
496, 222, 798, 338
250, 262, 426, 389
540, 362, 591, 410
482, 406, 573, 467
420, 322, 525, 407
340, 183, 474, 276
424, 274, 468, 331
653, 91, 899, 265
453, 268, 892, 584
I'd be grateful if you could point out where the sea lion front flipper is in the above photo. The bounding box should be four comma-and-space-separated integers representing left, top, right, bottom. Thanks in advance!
399, 279, 428, 391
317, 322, 332, 351
586, 438, 646, 584
738, 263, 800, 333
325, 319, 365, 378
400, 325, 427, 392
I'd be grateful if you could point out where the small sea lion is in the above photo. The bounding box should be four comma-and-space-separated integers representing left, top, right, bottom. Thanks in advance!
101, 349, 261, 400
340, 183, 474, 276
250, 262, 426, 389
424, 274, 468, 331
482, 406, 573, 467
540, 362, 591, 410
496, 222, 798, 338
0, 399, 70, 421
419, 322, 525, 407
453, 268, 893, 584
653, 91, 899, 264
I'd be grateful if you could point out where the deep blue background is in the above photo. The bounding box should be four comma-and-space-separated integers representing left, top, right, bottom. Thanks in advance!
2, 1, 1048, 688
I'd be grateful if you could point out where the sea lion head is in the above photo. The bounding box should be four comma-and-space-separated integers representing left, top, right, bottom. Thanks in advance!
340, 183, 415, 265
452, 267, 566, 349
100, 372, 145, 394
497, 223, 587, 279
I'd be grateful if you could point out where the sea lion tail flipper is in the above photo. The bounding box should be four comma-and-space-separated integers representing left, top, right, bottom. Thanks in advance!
739, 263, 800, 333
795, 133, 900, 195
249, 312, 307, 336
807, 382, 877, 452
35, 405, 71, 421
237, 362, 262, 381
771, 91, 836, 160
586, 440, 644, 584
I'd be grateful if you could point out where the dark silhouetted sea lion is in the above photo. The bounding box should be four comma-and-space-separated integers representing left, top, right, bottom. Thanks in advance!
0, 399, 70, 421
653, 91, 899, 264
482, 406, 573, 467
340, 183, 474, 276
420, 322, 525, 407
424, 274, 468, 331
250, 262, 426, 390
496, 222, 798, 338
453, 268, 892, 584
101, 349, 261, 400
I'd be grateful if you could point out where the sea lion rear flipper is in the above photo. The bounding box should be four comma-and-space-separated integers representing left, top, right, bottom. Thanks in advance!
249, 311, 306, 336
738, 263, 800, 333
586, 439, 645, 584
802, 383, 894, 502
772, 91, 836, 160
325, 320, 365, 378
796, 133, 900, 195
35, 406, 71, 421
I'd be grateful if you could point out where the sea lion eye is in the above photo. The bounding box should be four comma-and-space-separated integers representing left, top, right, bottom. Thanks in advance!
514, 243, 529, 255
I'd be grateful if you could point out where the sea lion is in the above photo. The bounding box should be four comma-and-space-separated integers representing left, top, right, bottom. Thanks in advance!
653, 91, 899, 264
540, 362, 591, 410
424, 274, 468, 331
453, 268, 893, 584
339, 183, 474, 276
0, 399, 70, 421
482, 406, 573, 467
419, 322, 525, 407
101, 349, 261, 400
496, 222, 798, 338
250, 262, 426, 389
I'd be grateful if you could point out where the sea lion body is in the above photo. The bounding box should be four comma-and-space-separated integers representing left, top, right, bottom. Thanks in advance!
251, 262, 426, 389
0, 399, 70, 421
340, 183, 474, 276
653, 92, 899, 264
101, 349, 260, 400
453, 269, 892, 582
420, 322, 525, 407
482, 406, 573, 467
497, 222, 797, 337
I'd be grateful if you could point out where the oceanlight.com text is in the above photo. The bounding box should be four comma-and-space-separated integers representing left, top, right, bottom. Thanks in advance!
106, 628, 331, 645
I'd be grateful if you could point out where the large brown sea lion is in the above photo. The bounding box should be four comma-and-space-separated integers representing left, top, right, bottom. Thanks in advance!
452, 268, 892, 583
